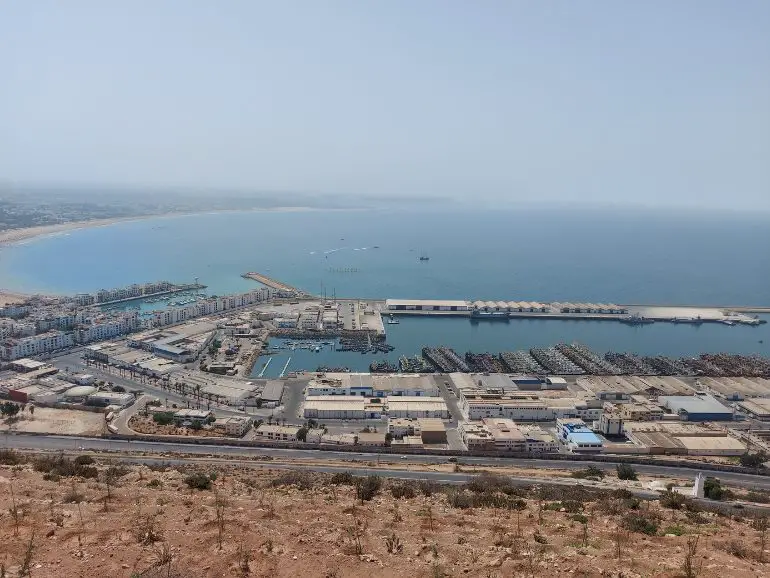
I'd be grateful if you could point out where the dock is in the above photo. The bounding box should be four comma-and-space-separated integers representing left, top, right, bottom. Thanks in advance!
241, 272, 306, 295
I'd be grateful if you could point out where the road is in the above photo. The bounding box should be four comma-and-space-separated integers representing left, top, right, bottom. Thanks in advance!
5, 432, 770, 491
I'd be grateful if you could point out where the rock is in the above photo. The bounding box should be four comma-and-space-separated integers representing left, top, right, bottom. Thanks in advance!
46, 528, 55, 537
665, 534, 678, 538
292, 555, 298, 560
122, 564, 129, 569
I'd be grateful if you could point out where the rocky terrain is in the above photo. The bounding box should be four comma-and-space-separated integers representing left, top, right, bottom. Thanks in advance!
1, 450, 769, 577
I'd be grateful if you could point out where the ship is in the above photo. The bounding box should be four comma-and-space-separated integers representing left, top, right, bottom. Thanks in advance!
672, 317, 703, 325
471, 310, 509, 320
419, 254, 430, 261
387, 314, 400, 325
619, 315, 655, 325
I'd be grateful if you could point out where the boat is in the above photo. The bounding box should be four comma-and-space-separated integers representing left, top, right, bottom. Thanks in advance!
672, 317, 703, 325
419, 254, 430, 261
619, 315, 655, 325
387, 314, 400, 325
471, 311, 509, 320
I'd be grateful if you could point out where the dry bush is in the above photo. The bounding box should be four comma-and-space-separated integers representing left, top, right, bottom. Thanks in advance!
135, 513, 163, 545
270, 470, 315, 490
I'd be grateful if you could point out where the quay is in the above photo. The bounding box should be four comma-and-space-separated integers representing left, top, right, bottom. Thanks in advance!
241, 272, 308, 296
383, 299, 767, 326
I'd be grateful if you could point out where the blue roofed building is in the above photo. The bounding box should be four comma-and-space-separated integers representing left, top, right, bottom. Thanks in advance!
556, 418, 604, 453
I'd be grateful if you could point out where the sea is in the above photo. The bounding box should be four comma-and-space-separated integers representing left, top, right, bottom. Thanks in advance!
1, 206, 769, 378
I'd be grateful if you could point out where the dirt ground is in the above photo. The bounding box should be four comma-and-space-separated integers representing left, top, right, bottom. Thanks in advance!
128, 415, 228, 438
1, 456, 769, 578
0, 408, 105, 436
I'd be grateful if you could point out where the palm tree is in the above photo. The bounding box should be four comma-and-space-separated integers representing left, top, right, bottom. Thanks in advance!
194, 383, 202, 403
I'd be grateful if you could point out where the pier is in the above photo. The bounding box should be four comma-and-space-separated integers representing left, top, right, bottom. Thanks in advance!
241, 272, 307, 296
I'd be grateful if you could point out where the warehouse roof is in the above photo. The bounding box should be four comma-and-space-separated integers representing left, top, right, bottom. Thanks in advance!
385, 299, 469, 308
660, 394, 731, 416
675, 436, 746, 452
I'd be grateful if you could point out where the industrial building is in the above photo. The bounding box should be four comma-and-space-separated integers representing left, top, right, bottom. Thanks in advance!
302, 396, 373, 420
623, 422, 747, 456
172, 409, 213, 425
418, 418, 448, 444
86, 391, 135, 408
482, 418, 527, 452
307, 373, 438, 397
659, 393, 733, 422
458, 420, 558, 452
556, 418, 604, 452
254, 424, 300, 442
385, 396, 449, 419
459, 391, 602, 422
738, 398, 770, 421
385, 299, 469, 312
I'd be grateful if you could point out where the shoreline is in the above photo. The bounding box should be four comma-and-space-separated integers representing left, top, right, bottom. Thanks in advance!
0, 205, 353, 249
0, 206, 357, 299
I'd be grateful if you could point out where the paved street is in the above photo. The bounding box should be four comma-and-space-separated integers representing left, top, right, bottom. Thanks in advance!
5, 432, 770, 491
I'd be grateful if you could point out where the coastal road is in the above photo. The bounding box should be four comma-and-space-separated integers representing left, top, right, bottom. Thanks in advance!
5, 433, 770, 491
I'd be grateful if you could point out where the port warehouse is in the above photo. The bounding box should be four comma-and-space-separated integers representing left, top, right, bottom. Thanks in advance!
303, 395, 449, 419
384, 299, 628, 314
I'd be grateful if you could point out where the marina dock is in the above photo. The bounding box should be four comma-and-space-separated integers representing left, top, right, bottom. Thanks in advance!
96, 283, 207, 306
241, 272, 306, 296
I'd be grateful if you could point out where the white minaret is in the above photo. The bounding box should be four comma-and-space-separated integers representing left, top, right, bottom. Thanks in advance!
692, 473, 705, 498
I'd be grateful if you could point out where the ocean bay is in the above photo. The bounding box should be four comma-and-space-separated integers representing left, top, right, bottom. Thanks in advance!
1, 207, 769, 373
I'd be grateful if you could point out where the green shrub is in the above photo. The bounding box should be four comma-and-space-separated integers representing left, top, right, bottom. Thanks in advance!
184, 472, 213, 490
270, 470, 314, 490
33, 455, 98, 479
623, 513, 659, 535
664, 524, 686, 536
571, 466, 605, 480
571, 514, 588, 524
390, 482, 417, 499
739, 452, 767, 468
330, 471, 355, 485
0, 449, 25, 465
466, 473, 518, 495
616, 464, 638, 481
355, 475, 382, 503
704, 477, 729, 501
660, 489, 688, 510
74, 455, 94, 466
152, 412, 175, 426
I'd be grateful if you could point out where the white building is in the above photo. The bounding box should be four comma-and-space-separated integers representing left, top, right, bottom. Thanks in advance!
386, 396, 449, 419
1, 331, 76, 361
216, 416, 253, 437
303, 396, 369, 420
307, 373, 438, 398
254, 424, 301, 442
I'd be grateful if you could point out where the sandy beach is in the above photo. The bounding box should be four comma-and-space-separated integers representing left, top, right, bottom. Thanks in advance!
0, 215, 146, 247
0, 205, 341, 250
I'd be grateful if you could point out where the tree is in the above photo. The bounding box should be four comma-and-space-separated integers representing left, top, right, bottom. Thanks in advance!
255, 398, 263, 409
703, 477, 727, 501
616, 464, 638, 481
740, 452, 767, 469
296, 427, 308, 442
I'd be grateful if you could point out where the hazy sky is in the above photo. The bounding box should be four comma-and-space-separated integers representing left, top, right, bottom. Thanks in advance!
2, 1, 768, 209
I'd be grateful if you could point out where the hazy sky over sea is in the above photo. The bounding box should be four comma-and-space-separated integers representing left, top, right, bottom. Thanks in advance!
2, 1, 768, 209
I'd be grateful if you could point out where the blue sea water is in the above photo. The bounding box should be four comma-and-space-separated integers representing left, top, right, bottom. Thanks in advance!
1, 207, 769, 374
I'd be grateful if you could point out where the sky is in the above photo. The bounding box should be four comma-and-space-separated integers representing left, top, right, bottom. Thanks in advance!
1, 1, 769, 209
